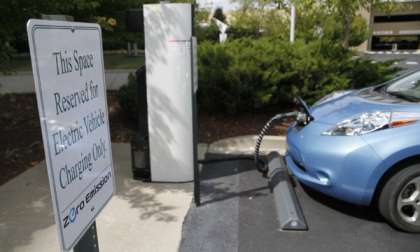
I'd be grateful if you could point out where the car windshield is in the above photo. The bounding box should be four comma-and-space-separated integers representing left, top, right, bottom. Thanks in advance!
386, 71, 420, 102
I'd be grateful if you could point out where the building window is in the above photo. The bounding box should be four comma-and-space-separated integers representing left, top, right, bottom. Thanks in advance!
372, 35, 420, 50
374, 14, 420, 23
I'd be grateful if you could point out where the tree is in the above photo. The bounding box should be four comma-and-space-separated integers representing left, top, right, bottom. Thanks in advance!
291, 1, 368, 47
0, 0, 103, 54
288, 0, 399, 48
195, 8, 211, 23
325, 0, 399, 48
0, 0, 159, 70
0, 0, 104, 71
229, 0, 289, 39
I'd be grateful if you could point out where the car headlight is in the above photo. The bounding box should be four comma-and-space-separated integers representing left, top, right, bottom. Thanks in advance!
322, 111, 420, 136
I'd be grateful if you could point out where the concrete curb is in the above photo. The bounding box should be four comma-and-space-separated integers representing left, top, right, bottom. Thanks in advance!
203, 135, 286, 156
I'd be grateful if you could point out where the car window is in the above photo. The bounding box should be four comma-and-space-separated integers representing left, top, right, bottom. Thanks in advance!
386, 71, 420, 101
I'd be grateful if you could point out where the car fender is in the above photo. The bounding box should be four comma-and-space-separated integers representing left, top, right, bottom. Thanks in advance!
363, 145, 420, 204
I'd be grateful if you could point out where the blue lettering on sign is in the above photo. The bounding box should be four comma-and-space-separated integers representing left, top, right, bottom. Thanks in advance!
62, 172, 111, 229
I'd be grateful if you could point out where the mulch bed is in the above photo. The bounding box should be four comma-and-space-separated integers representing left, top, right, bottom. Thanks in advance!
198, 112, 290, 143
0, 93, 290, 185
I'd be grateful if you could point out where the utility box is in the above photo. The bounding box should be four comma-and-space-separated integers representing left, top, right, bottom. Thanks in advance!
143, 3, 197, 182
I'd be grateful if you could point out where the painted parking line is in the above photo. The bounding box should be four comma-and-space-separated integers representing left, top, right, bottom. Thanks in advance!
365, 51, 420, 55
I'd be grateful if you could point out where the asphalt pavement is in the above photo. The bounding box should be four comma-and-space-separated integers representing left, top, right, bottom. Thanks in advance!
363, 52, 420, 73
180, 153, 420, 252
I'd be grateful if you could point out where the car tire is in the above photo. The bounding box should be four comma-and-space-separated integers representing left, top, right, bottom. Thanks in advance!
379, 164, 420, 233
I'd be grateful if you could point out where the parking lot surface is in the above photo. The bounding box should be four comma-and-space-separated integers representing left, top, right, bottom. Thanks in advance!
180, 154, 420, 252
364, 52, 420, 73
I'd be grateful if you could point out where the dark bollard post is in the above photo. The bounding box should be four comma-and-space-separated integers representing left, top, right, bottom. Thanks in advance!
136, 66, 149, 142
131, 66, 151, 181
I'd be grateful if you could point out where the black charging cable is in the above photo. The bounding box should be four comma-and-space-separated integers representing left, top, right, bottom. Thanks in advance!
254, 112, 298, 175
196, 111, 298, 174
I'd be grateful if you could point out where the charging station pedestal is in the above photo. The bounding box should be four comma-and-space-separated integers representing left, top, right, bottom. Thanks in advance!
143, 3, 197, 182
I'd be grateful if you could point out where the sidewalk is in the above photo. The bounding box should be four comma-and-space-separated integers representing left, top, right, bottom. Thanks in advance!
0, 143, 192, 252
0, 136, 285, 252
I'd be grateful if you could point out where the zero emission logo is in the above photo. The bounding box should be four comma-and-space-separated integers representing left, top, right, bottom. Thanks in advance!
63, 172, 111, 229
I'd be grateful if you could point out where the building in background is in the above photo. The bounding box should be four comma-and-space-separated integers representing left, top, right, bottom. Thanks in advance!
198, 0, 419, 52
365, 0, 420, 51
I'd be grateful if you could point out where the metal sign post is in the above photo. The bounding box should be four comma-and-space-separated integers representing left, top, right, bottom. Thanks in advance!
73, 222, 99, 252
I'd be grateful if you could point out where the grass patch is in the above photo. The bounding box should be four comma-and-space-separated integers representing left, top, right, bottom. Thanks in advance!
104, 53, 145, 69
7, 53, 144, 71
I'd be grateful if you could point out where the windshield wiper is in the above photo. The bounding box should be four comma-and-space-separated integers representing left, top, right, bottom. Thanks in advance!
387, 91, 420, 102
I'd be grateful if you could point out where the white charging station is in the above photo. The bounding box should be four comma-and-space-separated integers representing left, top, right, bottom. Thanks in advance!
143, 3, 197, 182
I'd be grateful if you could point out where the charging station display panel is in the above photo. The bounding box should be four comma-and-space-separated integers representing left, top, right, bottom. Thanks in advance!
27, 20, 115, 251
144, 4, 194, 182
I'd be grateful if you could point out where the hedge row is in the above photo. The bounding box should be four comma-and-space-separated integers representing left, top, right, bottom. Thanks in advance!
118, 37, 398, 117
197, 38, 398, 113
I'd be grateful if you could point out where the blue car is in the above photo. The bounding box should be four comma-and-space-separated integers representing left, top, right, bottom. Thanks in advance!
286, 70, 420, 232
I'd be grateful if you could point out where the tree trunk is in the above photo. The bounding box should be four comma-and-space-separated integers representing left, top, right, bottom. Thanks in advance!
342, 14, 350, 49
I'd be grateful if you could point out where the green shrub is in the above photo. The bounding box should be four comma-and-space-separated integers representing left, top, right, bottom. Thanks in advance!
0, 31, 15, 73
195, 21, 220, 43
227, 9, 288, 40
103, 33, 127, 50
102, 31, 144, 50
227, 26, 262, 40
346, 58, 399, 89
197, 38, 398, 113
116, 39, 399, 116
117, 73, 138, 121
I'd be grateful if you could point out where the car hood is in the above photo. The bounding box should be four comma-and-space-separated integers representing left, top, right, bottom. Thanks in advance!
310, 90, 414, 125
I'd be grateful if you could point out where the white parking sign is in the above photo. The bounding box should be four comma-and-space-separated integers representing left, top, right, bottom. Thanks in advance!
27, 19, 115, 251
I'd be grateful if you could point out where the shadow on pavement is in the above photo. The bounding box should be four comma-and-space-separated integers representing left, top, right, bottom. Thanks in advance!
300, 183, 383, 223
0, 143, 192, 252
180, 153, 420, 252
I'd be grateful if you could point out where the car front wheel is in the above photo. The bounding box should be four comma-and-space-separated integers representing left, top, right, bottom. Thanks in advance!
379, 164, 420, 233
